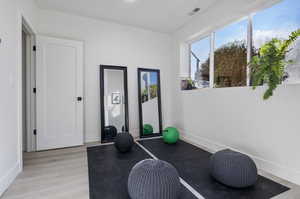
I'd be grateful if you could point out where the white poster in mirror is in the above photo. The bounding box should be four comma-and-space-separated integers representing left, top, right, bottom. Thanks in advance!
112, 92, 121, 104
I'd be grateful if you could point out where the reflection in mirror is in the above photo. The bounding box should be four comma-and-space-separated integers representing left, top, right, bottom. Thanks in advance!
104, 69, 125, 133
138, 68, 162, 137
100, 66, 128, 142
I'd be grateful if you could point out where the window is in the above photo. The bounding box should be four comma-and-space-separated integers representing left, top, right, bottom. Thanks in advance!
190, 36, 210, 88
188, 0, 300, 89
253, 0, 300, 84
214, 19, 248, 88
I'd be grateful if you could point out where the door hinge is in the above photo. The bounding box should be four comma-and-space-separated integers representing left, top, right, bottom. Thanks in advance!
33, 88, 36, 93
33, 129, 37, 135
33, 45, 36, 51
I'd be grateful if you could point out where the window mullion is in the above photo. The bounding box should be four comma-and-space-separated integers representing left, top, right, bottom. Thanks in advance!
188, 44, 192, 79
209, 32, 215, 88
247, 15, 253, 86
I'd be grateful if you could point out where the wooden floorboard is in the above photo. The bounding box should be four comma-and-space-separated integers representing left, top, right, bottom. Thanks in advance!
1, 146, 89, 199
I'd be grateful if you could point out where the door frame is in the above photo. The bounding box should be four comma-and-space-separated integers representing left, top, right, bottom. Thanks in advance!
137, 68, 163, 138
99, 65, 129, 143
22, 17, 37, 152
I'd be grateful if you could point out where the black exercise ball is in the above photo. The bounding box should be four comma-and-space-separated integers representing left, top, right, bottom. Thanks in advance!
104, 126, 117, 139
114, 132, 134, 153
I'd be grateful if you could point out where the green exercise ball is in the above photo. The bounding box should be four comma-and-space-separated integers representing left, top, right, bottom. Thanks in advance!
143, 124, 153, 135
163, 127, 179, 144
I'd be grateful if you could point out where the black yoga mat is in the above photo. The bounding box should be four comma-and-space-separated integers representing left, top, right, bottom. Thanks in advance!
87, 143, 197, 199
138, 139, 289, 199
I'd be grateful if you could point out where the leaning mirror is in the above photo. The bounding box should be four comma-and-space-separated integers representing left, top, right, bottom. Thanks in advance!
100, 65, 129, 143
138, 68, 162, 138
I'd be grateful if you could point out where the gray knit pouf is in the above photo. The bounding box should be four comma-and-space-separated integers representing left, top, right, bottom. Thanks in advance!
210, 149, 258, 188
128, 159, 181, 199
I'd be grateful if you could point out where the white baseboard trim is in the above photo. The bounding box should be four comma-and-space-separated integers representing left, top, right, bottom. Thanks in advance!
85, 137, 100, 143
0, 162, 21, 197
179, 129, 300, 186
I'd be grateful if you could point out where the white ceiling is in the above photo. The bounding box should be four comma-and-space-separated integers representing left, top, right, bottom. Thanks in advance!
35, 0, 217, 33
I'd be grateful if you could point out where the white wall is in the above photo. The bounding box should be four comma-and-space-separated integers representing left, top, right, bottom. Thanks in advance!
37, 9, 173, 142
171, 0, 300, 185
17, 0, 38, 32
0, 0, 38, 196
0, 0, 20, 195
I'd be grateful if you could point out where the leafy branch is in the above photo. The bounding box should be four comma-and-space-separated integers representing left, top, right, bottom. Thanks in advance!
249, 29, 300, 100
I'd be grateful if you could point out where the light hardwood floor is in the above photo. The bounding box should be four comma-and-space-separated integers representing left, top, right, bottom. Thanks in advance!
1, 146, 90, 199
1, 143, 299, 199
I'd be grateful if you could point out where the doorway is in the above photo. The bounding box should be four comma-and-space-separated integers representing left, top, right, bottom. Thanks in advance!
36, 36, 84, 151
21, 21, 85, 153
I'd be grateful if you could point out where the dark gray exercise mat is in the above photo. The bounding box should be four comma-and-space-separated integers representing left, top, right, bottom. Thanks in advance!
138, 139, 290, 199
87, 144, 197, 199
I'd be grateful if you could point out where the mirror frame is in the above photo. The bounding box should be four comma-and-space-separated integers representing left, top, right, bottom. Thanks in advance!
100, 65, 129, 143
138, 68, 163, 138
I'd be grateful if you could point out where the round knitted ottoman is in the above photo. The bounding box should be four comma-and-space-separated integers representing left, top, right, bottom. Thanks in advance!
114, 133, 134, 153
210, 149, 258, 188
128, 159, 181, 199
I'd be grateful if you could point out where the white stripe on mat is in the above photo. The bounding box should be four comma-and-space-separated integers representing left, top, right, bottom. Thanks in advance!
135, 141, 205, 199
136, 136, 162, 142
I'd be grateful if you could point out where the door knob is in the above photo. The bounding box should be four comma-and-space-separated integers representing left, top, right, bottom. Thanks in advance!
77, 97, 83, 101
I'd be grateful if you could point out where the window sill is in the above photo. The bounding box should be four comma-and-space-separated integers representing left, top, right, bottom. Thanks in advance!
180, 82, 300, 93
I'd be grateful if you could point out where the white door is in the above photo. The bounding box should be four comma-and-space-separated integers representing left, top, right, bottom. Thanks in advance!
36, 36, 84, 151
